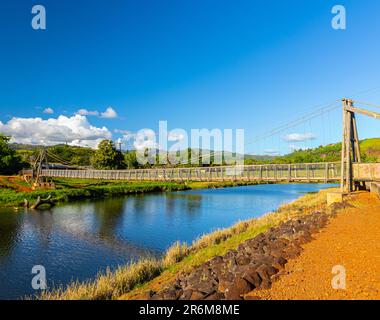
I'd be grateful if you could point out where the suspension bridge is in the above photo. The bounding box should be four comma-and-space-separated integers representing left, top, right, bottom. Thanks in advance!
23, 98, 380, 193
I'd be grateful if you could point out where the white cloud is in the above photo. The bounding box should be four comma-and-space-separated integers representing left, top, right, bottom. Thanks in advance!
283, 133, 316, 142
133, 129, 158, 150
76, 109, 100, 116
100, 107, 118, 119
114, 129, 133, 135
75, 107, 118, 119
43, 107, 54, 114
0, 115, 112, 148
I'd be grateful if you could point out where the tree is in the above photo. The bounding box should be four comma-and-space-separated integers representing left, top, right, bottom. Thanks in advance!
0, 134, 26, 175
124, 150, 139, 169
91, 140, 126, 170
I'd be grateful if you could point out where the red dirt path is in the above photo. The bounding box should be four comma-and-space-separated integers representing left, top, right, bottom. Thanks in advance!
246, 192, 380, 300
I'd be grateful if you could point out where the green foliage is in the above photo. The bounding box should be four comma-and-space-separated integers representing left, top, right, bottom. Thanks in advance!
245, 138, 380, 165
48, 145, 95, 166
91, 140, 126, 170
0, 179, 190, 207
0, 134, 27, 175
124, 150, 139, 169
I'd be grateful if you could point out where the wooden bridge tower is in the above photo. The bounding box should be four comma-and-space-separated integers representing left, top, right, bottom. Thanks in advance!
341, 98, 380, 193
31, 147, 55, 190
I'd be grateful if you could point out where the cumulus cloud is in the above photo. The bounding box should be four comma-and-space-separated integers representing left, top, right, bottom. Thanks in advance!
76, 109, 100, 116
133, 129, 158, 150
100, 107, 118, 119
0, 115, 112, 148
283, 133, 316, 142
43, 107, 54, 114
75, 107, 118, 119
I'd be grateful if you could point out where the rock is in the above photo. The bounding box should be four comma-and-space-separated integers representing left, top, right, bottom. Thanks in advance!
272, 256, 287, 270
147, 210, 330, 301
179, 289, 193, 300
163, 288, 180, 300
218, 279, 232, 293
196, 280, 217, 295
225, 277, 254, 300
236, 254, 251, 266
243, 270, 262, 288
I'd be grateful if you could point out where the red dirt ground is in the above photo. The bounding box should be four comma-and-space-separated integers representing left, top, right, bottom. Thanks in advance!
246, 192, 380, 300
0, 176, 33, 192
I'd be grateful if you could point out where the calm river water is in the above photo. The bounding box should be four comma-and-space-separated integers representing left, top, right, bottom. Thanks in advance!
0, 183, 333, 299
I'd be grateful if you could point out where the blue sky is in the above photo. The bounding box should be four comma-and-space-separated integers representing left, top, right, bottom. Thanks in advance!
0, 0, 379, 154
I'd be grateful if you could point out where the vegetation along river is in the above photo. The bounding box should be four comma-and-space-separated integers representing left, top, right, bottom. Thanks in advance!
0, 183, 334, 299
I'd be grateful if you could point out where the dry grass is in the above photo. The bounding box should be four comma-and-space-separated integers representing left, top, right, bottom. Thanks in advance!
163, 241, 190, 267
39, 258, 162, 300
40, 188, 332, 300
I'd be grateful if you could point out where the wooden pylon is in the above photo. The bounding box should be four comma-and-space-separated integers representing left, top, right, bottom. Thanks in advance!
31, 147, 55, 190
341, 99, 364, 193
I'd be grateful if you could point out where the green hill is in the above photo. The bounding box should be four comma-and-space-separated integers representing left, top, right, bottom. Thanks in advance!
263, 138, 380, 164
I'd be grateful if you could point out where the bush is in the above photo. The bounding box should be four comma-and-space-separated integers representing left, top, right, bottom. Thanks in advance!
0, 134, 27, 175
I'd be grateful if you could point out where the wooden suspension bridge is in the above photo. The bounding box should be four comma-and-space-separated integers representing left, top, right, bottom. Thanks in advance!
23, 161, 378, 184
22, 98, 380, 192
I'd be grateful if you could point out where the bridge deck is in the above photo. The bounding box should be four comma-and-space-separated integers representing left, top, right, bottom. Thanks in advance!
22, 162, 379, 183
20, 162, 380, 182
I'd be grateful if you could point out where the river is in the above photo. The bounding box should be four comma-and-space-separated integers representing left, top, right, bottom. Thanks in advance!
0, 183, 333, 299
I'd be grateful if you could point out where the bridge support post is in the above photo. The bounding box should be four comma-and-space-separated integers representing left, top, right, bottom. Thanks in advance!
341, 98, 365, 193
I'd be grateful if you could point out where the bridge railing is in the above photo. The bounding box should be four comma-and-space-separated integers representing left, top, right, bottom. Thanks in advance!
34, 162, 349, 182
353, 163, 380, 182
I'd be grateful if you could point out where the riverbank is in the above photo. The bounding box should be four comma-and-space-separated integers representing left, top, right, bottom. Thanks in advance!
0, 176, 260, 208
39, 187, 331, 300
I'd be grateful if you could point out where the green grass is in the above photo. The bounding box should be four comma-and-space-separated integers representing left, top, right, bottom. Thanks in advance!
0, 178, 190, 207
0, 177, 260, 208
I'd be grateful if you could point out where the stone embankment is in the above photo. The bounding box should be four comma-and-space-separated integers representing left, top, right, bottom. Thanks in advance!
147, 204, 344, 300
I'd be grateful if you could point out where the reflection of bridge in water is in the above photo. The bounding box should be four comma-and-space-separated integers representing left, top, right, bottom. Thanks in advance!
32, 162, 379, 184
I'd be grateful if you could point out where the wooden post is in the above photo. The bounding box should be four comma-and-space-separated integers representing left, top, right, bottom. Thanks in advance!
352, 114, 362, 163
345, 107, 353, 192
341, 99, 347, 192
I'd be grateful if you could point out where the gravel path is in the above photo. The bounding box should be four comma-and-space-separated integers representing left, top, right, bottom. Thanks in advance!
248, 192, 380, 300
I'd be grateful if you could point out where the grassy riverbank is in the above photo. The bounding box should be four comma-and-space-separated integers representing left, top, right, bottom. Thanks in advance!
39, 188, 332, 300
0, 176, 260, 208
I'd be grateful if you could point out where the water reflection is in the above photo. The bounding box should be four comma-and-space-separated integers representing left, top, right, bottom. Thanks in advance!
165, 194, 202, 219
0, 210, 22, 261
92, 199, 126, 238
